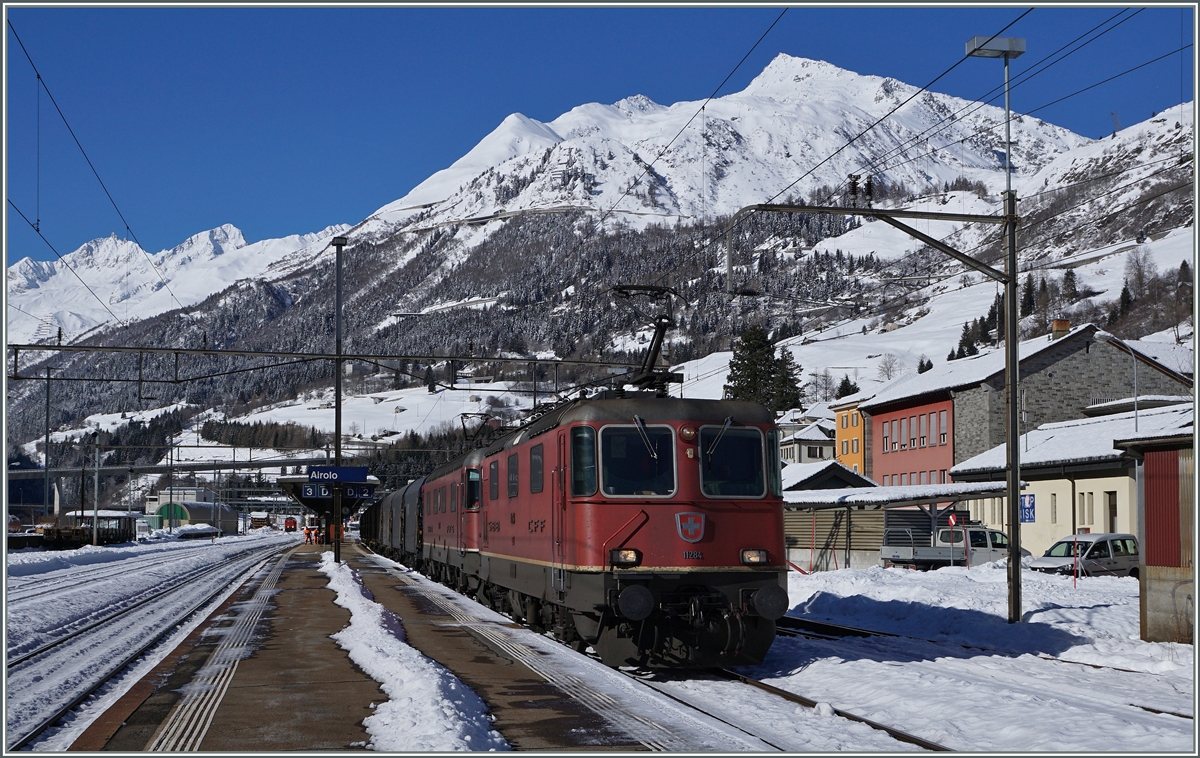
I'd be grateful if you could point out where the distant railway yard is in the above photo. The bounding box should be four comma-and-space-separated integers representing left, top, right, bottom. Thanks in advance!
5, 531, 1191, 753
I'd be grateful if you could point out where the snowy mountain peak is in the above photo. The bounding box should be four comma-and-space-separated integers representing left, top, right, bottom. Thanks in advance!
612, 94, 663, 117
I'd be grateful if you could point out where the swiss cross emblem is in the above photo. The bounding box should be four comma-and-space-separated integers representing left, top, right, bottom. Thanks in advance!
676, 512, 705, 543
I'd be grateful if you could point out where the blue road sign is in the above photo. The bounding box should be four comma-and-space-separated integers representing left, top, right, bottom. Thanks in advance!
308, 466, 369, 482
1019, 494, 1035, 523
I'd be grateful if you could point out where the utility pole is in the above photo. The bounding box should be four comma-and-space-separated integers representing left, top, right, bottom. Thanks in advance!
44, 366, 51, 523
331, 235, 348, 564
92, 434, 100, 546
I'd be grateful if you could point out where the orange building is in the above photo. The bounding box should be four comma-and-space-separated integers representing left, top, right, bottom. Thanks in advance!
829, 394, 868, 474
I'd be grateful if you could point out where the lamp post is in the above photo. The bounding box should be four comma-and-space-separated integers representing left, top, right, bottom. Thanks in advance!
331, 235, 349, 563
968, 34, 1025, 624
1094, 330, 1138, 431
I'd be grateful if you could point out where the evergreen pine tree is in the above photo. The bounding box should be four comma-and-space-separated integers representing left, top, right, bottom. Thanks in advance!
723, 325, 774, 406
768, 348, 803, 412
1062, 269, 1079, 301
917, 356, 933, 374
1178, 260, 1191, 284
1021, 273, 1036, 316
1119, 282, 1133, 316
835, 374, 860, 399
424, 365, 437, 394
947, 349, 957, 362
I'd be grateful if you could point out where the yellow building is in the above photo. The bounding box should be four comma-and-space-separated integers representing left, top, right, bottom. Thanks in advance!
829, 395, 867, 475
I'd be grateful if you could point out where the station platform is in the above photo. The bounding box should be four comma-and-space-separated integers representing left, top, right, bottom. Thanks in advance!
72, 541, 639, 752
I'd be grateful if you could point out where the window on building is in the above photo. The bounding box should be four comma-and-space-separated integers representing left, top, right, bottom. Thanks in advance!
919, 415, 927, 447
853, 464, 859, 473
841, 414, 848, 429
920, 471, 927, 485
901, 473, 908, 485
851, 439, 859, 454
841, 440, 849, 455
1079, 492, 1086, 524
852, 414, 859, 427
808, 446, 822, 459
939, 410, 948, 444
900, 418, 907, 449
1087, 492, 1094, 525
940, 469, 946, 483
909, 416, 917, 448
1051, 493, 1057, 524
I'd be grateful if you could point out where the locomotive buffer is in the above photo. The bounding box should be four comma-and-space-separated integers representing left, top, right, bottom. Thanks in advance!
279, 466, 379, 562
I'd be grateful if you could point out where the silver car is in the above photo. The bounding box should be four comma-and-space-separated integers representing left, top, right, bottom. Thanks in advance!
1029, 533, 1140, 578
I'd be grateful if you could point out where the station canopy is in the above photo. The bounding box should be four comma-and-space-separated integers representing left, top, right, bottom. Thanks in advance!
784, 481, 1017, 511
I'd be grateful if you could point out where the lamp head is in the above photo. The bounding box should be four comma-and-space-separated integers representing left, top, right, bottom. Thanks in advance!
332, 236, 349, 247
1093, 330, 1115, 343
966, 36, 1026, 59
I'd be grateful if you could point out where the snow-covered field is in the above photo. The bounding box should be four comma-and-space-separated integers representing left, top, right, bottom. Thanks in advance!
8, 534, 1192, 752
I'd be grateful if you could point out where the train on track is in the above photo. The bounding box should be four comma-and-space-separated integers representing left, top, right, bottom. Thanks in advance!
360, 388, 789, 668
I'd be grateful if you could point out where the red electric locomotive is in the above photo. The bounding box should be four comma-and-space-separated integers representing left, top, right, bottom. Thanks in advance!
363, 389, 789, 668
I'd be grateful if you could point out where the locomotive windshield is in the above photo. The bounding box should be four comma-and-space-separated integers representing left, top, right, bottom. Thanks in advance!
699, 426, 766, 497
600, 425, 676, 497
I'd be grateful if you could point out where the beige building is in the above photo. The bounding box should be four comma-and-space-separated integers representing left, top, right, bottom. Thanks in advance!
951, 402, 1192, 558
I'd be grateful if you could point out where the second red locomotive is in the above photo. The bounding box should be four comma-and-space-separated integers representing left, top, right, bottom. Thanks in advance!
360, 389, 789, 668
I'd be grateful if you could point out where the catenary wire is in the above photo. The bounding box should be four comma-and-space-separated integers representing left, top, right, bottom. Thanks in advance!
7, 19, 186, 315
585, 8, 788, 237
8, 199, 129, 328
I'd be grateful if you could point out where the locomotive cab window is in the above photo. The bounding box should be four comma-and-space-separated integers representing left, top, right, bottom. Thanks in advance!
700, 425, 766, 498
465, 469, 481, 510
489, 460, 500, 501
600, 423, 675, 497
571, 427, 597, 496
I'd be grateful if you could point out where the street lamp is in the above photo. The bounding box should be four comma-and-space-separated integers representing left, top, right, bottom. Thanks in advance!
1094, 330, 1138, 431
968, 34, 1025, 624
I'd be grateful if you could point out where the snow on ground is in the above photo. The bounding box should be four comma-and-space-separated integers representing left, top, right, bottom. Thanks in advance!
318, 554, 509, 751
7, 535, 1192, 752
738, 559, 1194, 752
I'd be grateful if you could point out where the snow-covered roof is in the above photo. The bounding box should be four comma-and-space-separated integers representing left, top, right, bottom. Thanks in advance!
951, 403, 1193, 475
1127, 339, 1193, 376
860, 324, 1100, 411
1083, 395, 1193, 415
781, 459, 876, 490
62, 509, 143, 518
783, 481, 1011, 509
785, 423, 835, 443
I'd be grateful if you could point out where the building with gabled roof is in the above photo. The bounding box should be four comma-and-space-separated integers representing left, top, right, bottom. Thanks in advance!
857, 323, 1192, 488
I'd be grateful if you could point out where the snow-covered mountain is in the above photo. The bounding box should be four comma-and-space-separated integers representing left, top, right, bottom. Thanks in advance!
362, 54, 1089, 236
7, 223, 350, 344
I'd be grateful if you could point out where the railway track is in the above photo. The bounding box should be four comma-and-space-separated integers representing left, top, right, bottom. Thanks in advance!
7, 542, 289, 662
6, 543, 215, 603
5, 543, 292, 751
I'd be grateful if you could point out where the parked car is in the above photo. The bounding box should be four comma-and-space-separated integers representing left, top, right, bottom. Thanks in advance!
1029, 533, 1140, 578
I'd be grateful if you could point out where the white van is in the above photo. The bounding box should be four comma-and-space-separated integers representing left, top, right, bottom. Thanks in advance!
1029, 533, 1140, 578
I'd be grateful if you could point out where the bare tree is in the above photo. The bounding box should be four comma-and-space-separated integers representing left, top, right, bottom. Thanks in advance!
1124, 245, 1158, 299
877, 353, 903, 381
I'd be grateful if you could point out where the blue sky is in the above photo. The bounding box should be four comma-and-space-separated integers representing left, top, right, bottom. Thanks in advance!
5, 6, 1194, 265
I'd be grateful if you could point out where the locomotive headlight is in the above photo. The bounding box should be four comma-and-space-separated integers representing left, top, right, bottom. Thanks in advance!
610, 548, 642, 566
740, 548, 769, 565
679, 425, 697, 442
